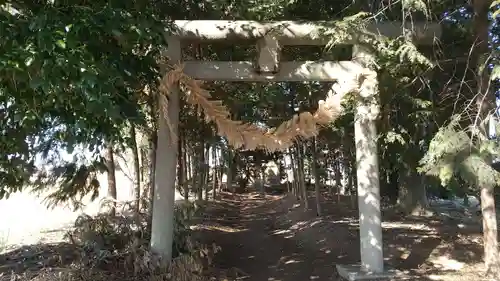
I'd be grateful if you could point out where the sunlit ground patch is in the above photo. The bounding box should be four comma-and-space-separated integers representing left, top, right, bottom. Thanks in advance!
190, 224, 248, 232
382, 221, 436, 231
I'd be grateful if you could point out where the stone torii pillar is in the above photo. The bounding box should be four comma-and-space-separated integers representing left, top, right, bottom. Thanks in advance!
150, 37, 181, 261
337, 45, 386, 278
150, 20, 441, 277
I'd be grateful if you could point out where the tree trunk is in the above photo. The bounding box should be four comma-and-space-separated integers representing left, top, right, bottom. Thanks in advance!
146, 86, 158, 232
481, 184, 499, 276
179, 130, 188, 202
387, 165, 400, 204
192, 154, 198, 193
289, 149, 295, 196
105, 143, 117, 216
398, 169, 430, 215
182, 143, 188, 200
348, 160, 356, 208
325, 156, 332, 195
472, 0, 499, 276
194, 141, 207, 202
345, 159, 352, 193
217, 148, 224, 192
334, 156, 342, 203
312, 137, 322, 216
260, 165, 266, 195
186, 147, 192, 182
297, 144, 309, 210
344, 131, 356, 208
227, 148, 234, 193
278, 158, 285, 186
212, 146, 218, 200
147, 128, 157, 234
196, 154, 203, 201
284, 154, 291, 193
227, 148, 237, 193
130, 124, 141, 215
204, 143, 210, 200
139, 133, 149, 194
290, 148, 299, 199
196, 141, 204, 201
342, 141, 351, 197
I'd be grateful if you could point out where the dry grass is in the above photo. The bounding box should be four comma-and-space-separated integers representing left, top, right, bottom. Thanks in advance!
0, 190, 219, 281
0, 189, 494, 281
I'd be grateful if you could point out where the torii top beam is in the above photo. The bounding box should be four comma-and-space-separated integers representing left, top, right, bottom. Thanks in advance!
169, 20, 441, 45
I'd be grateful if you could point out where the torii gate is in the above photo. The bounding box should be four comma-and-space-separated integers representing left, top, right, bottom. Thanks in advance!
151, 20, 441, 280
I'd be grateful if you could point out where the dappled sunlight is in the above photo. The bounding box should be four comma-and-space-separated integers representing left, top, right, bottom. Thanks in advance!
194, 192, 339, 280
277, 194, 486, 278
284, 259, 301, 265
191, 224, 249, 233
382, 221, 436, 231
271, 229, 291, 235
432, 256, 465, 271
193, 191, 489, 281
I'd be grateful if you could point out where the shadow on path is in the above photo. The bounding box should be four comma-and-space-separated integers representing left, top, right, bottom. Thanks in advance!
195, 192, 487, 281
194, 192, 337, 281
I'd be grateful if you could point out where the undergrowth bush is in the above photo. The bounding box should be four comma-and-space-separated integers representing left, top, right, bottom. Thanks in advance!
54, 200, 219, 281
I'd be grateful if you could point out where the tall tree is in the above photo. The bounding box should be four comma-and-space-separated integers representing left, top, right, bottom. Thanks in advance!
472, 0, 499, 275
312, 137, 322, 216
105, 144, 117, 216
130, 123, 141, 215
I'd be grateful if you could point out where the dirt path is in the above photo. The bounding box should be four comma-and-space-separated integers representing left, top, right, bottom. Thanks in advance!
195, 192, 488, 281
196, 193, 337, 281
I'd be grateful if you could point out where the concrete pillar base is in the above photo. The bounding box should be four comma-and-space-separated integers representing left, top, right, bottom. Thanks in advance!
336, 264, 402, 281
